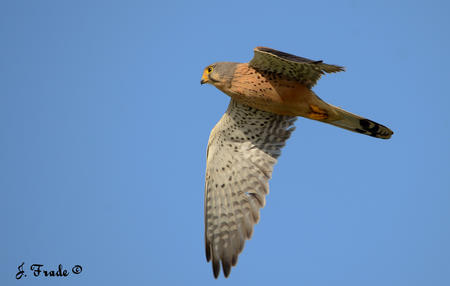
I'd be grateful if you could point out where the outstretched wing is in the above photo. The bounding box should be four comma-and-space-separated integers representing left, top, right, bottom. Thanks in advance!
204, 99, 296, 278
248, 46, 344, 88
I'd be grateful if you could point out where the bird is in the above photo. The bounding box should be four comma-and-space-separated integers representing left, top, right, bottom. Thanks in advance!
200, 46, 393, 278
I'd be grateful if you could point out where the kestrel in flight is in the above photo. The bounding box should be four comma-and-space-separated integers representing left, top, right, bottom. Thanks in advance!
200, 47, 393, 278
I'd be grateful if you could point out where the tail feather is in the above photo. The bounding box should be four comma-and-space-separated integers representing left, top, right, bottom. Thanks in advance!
327, 105, 393, 139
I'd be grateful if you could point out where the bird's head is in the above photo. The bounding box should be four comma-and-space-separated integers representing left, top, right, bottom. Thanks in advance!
200, 62, 239, 90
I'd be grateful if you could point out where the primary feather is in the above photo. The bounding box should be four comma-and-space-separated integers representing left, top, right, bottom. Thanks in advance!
204, 99, 296, 278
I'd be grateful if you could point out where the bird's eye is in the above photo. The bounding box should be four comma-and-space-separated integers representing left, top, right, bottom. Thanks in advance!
207, 66, 213, 73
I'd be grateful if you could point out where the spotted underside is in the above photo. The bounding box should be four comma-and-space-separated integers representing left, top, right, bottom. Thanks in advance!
205, 99, 296, 278
248, 46, 344, 88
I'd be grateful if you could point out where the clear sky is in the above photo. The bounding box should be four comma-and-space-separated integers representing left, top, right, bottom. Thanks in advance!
1, 0, 449, 285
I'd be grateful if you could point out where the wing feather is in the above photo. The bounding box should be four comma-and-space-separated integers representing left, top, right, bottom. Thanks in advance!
248, 46, 344, 88
204, 99, 296, 278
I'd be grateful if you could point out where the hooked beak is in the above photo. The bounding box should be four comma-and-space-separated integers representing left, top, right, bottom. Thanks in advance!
200, 71, 209, 85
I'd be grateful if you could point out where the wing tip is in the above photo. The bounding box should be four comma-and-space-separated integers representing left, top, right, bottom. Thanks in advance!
205, 242, 211, 262
222, 260, 231, 278
210, 258, 234, 279
254, 46, 268, 52
212, 258, 220, 278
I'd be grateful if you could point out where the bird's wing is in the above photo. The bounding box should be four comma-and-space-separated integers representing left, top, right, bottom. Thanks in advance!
205, 99, 296, 278
248, 46, 344, 88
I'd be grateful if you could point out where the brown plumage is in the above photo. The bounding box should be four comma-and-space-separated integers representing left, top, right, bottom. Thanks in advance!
227, 63, 340, 118
201, 47, 394, 278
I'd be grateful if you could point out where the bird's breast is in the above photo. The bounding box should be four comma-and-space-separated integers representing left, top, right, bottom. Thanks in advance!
224, 64, 317, 116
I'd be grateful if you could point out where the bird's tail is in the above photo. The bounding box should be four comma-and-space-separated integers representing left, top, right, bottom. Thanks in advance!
327, 104, 393, 139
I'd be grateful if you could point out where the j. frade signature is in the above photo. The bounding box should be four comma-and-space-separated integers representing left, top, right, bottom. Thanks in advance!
16, 262, 82, 279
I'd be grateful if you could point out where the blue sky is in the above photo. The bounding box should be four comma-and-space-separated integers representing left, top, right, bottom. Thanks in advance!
1, 0, 449, 285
